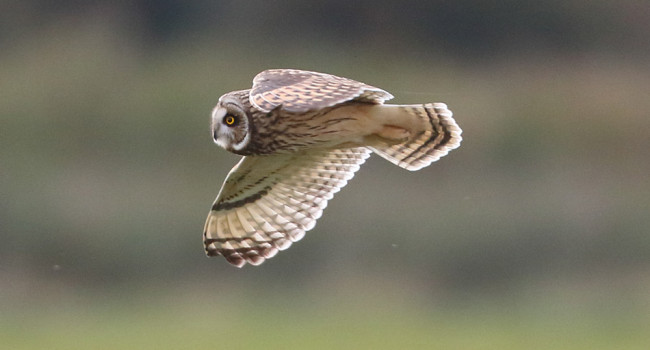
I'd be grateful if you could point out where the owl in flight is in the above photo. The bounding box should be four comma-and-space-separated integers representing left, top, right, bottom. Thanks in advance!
205, 69, 462, 267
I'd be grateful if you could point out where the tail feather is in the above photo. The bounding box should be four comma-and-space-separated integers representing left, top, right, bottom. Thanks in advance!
369, 103, 462, 171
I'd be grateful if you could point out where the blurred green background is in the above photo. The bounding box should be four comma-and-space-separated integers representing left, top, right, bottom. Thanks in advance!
2, 1, 650, 349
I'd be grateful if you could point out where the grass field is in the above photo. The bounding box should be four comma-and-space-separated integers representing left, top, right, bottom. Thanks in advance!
3, 284, 650, 350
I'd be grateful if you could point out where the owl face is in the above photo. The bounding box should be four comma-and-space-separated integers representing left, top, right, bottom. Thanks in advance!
211, 93, 250, 153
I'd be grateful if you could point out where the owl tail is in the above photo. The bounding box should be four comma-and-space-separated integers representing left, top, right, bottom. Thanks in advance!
368, 103, 462, 171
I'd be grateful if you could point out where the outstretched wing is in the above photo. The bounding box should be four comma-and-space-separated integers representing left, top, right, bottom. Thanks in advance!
204, 147, 372, 267
249, 69, 394, 113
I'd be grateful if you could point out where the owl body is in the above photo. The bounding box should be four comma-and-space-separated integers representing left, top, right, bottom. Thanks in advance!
205, 69, 462, 267
215, 92, 377, 156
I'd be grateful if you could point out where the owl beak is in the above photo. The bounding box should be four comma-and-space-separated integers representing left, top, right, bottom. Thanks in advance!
212, 125, 220, 144
212, 125, 230, 150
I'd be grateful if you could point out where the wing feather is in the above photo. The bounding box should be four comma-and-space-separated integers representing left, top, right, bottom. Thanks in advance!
204, 147, 371, 267
250, 69, 393, 113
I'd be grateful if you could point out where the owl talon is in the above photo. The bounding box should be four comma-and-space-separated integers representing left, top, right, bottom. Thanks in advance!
377, 125, 411, 142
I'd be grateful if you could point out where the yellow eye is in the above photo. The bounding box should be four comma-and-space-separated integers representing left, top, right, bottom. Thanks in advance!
224, 115, 237, 126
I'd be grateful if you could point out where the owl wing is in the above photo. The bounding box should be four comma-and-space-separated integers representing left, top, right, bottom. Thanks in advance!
204, 147, 372, 267
249, 69, 394, 113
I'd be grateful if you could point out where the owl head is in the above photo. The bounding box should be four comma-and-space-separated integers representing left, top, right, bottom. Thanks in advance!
211, 90, 251, 154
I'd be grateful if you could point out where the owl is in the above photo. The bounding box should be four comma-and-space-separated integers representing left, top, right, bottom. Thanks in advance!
205, 69, 462, 267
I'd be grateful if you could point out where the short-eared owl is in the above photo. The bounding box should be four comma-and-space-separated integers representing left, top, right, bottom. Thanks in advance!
205, 69, 462, 267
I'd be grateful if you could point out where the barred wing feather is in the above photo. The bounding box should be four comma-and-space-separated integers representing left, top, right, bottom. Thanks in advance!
204, 147, 371, 267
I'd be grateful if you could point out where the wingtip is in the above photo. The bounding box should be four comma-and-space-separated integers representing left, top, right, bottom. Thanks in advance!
225, 253, 247, 268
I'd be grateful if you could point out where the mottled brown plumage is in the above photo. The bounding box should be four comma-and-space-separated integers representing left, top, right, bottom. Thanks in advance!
205, 69, 462, 267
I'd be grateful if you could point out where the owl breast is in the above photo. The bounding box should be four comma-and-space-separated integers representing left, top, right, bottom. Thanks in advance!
243, 106, 362, 155
220, 88, 369, 156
